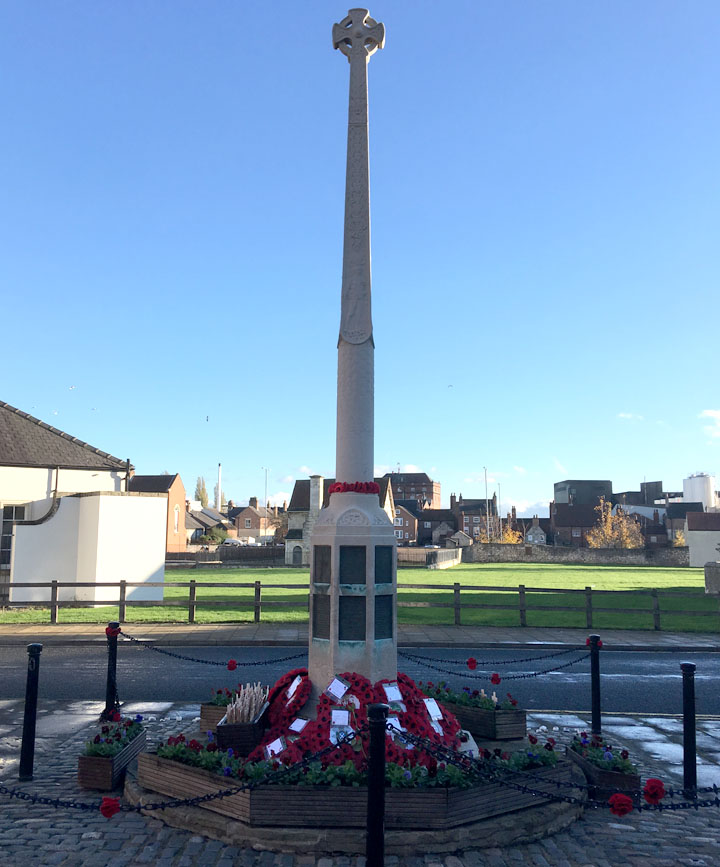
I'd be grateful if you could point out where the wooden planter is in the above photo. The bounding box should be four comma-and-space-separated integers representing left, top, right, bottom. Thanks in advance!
566, 747, 641, 800
78, 729, 147, 791
442, 702, 527, 740
137, 753, 576, 829
215, 719, 266, 756
200, 703, 228, 734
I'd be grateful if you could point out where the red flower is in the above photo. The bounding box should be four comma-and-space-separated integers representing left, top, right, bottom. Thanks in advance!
643, 778, 666, 805
100, 797, 121, 819
110, 711, 121, 723
586, 637, 603, 648
608, 793, 634, 816
467, 657, 477, 670
227, 659, 237, 671
621, 750, 629, 760
490, 673, 501, 685
528, 734, 538, 745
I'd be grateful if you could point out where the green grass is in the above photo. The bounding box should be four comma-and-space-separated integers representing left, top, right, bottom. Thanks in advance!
0, 563, 714, 632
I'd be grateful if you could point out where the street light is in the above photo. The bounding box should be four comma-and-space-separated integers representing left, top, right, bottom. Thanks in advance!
484, 467, 490, 541
261, 467, 270, 545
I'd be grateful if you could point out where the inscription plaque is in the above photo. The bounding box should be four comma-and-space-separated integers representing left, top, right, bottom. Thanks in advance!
313, 594, 330, 639
375, 594, 393, 640
339, 595, 366, 641
339, 545, 366, 584
374, 546, 393, 583
313, 546, 332, 583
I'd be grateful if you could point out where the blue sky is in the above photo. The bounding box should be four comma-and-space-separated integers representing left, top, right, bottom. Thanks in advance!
2, 1, 718, 515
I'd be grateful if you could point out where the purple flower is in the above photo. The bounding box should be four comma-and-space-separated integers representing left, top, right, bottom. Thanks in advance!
227, 748, 234, 758
403, 770, 412, 780
135, 714, 143, 723
207, 730, 214, 742
223, 766, 232, 776
603, 750, 613, 761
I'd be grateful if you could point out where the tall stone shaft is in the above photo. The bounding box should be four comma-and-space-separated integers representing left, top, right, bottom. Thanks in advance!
307, 9, 396, 692
334, 8, 384, 484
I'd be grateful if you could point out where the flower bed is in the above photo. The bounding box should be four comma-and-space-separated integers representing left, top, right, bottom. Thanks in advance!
420, 682, 526, 740
78, 715, 146, 790
136, 753, 577, 830
566, 732, 641, 800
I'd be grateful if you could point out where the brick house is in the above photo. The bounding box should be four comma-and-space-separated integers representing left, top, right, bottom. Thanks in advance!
128, 474, 186, 554
450, 493, 498, 540
392, 501, 418, 544
233, 497, 280, 544
550, 503, 598, 547
415, 509, 458, 546
285, 475, 394, 566
383, 472, 441, 509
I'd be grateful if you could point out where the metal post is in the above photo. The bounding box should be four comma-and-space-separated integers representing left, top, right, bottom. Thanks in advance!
589, 634, 602, 735
101, 621, 120, 720
366, 703, 388, 867
18, 643, 43, 781
681, 662, 697, 797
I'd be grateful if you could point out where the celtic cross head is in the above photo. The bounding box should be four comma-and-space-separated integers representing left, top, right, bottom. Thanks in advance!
333, 8, 385, 60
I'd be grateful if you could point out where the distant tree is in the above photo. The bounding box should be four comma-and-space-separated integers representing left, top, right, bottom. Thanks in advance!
587, 498, 643, 549
195, 477, 209, 508
673, 530, 686, 547
501, 525, 523, 544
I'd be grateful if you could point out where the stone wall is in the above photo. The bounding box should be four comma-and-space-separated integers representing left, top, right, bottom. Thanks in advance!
462, 543, 690, 567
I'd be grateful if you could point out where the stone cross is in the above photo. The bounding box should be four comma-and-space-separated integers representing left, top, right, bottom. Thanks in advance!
307, 10, 395, 693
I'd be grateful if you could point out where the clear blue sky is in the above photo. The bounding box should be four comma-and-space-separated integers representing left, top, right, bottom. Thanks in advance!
2, 1, 718, 515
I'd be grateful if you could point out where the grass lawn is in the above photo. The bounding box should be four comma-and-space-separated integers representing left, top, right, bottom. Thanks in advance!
0, 562, 713, 632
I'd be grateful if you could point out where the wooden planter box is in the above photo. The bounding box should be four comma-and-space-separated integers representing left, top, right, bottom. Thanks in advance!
137, 753, 575, 829
566, 747, 641, 800
214, 701, 268, 756
78, 729, 147, 791
442, 702, 527, 740
200, 703, 228, 734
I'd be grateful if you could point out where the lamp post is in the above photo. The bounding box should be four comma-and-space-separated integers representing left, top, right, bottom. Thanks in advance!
498, 482, 501, 542
484, 467, 490, 540
261, 467, 270, 544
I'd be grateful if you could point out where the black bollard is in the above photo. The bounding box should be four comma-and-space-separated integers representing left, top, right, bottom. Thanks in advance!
101, 621, 121, 720
18, 643, 43, 781
588, 634, 602, 735
681, 662, 697, 797
366, 703, 388, 867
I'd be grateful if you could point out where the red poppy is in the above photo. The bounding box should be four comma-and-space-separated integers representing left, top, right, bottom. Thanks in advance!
110, 711, 121, 723
608, 793, 634, 816
490, 673, 501, 685
100, 797, 121, 819
586, 637, 603, 648
227, 659, 237, 671
643, 778, 666, 805
467, 657, 478, 670
528, 734, 538, 745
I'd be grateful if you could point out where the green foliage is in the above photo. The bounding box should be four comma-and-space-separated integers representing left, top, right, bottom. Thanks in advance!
420, 681, 519, 711
195, 477, 209, 508
570, 734, 636, 774
84, 718, 143, 757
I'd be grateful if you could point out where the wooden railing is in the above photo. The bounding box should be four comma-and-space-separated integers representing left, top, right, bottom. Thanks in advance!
3, 580, 716, 630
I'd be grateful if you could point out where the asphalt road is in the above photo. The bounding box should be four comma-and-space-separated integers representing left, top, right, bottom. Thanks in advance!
0, 645, 718, 715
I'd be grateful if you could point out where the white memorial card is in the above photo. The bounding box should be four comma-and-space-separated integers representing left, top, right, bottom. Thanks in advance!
383, 682, 403, 703
264, 736, 286, 759
288, 717, 308, 733
387, 715, 404, 732
324, 677, 349, 702
329, 725, 354, 745
331, 709, 350, 726
423, 698, 443, 720
430, 721, 443, 735
286, 675, 302, 700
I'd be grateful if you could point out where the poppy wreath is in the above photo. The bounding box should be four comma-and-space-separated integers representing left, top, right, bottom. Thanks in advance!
328, 481, 381, 495
608, 792, 634, 816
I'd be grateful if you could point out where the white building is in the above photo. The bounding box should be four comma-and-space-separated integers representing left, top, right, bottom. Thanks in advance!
0, 401, 166, 605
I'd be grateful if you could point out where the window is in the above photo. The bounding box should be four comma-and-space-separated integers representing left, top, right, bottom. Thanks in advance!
464, 518, 469, 525
394, 517, 403, 526
405, 532, 409, 539
394, 530, 403, 539
245, 519, 251, 528
173, 505, 180, 534
572, 528, 581, 537
650, 536, 657, 543
473, 516, 480, 523
424, 521, 431, 529
394, 509, 400, 517
1, 505, 26, 567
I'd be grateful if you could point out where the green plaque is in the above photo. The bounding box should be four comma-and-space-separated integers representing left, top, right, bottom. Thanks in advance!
375, 594, 393, 640
374, 546, 393, 583
339, 596, 366, 641
339, 546, 366, 584
313, 545, 331, 583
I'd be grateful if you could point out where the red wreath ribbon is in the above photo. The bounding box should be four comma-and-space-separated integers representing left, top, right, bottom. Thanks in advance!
328, 481, 380, 495
105, 626, 121, 638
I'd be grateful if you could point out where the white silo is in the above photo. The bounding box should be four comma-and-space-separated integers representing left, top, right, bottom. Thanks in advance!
683, 473, 716, 510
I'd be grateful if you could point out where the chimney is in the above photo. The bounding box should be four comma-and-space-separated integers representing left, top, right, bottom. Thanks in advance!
249, 496, 258, 509
532, 515, 540, 527
450, 493, 456, 510
274, 504, 278, 517
283, 499, 288, 511
309, 475, 323, 515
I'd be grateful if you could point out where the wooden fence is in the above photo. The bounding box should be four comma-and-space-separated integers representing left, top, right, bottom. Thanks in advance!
3, 580, 718, 630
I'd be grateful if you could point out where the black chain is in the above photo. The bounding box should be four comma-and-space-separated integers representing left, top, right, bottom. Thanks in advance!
0, 730, 362, 814
405, 652, 590, 681
119, 630, 305, 668
399, 647, 580, 668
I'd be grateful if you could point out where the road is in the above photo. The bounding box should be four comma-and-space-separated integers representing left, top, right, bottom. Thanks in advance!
0, 645, 718, 715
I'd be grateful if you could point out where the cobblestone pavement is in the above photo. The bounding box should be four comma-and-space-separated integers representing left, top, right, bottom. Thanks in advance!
1, 701, 719, 866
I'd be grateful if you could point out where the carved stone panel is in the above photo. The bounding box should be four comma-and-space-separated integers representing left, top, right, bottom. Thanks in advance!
375, 594, 393, 640
339, 595, 366, 641
313, 546, 332, 583
374, 545, 393, 583
313, 594, 330, 640
337, 509, 370, 526
339, 545, 366, 584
